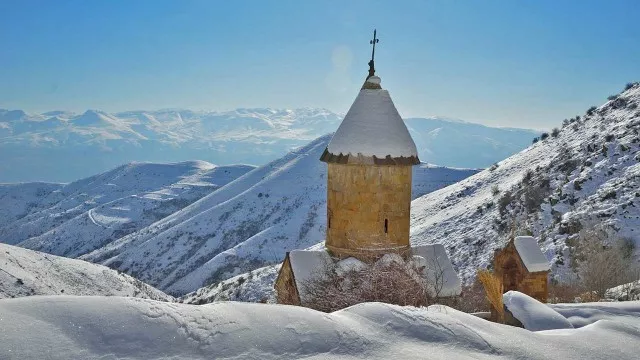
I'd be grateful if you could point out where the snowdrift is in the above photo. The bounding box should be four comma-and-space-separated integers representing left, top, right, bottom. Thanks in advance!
503, 291, 573, 331
1, 296, 639, 359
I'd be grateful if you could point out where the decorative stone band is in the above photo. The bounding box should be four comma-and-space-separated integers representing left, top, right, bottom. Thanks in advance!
319, 148, 420, 166
325, 243, 411, 261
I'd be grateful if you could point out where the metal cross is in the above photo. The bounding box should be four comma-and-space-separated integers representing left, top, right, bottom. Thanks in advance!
368, 29, 380, 78
369, 29, 380, 62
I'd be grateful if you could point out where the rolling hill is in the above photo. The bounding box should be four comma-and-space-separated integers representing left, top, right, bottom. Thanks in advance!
0, 243, 172, 300
2, 161, 254, 256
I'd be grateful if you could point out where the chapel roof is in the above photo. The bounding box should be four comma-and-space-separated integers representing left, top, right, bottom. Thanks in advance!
513, 236, 551, 273
320, 75, 420, 165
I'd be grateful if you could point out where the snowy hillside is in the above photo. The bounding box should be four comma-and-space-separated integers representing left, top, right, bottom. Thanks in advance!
406, 117, 538, 168
181, 265, 280, 304
75, 135, 477, 295
1, 296, 639, 359
1, 162, 253, 257
410, 82, 640, 283
0, 243, 172, 300
0, 107, 535, 182
0, 182, 63, 228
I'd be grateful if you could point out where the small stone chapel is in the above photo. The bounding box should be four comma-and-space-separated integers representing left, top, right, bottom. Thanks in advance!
493, 236, 550, 303
274, 31, 461, 306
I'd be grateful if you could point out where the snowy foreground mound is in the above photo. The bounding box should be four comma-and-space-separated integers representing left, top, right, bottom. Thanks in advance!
503, 291, 573, 331
1, 297, 639, 359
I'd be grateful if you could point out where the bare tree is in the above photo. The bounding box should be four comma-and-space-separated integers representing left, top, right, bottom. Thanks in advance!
570, 225, 638, 299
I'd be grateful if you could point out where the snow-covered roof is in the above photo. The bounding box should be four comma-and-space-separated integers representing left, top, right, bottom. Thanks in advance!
412, 244, 462, 297
288, 249, 331, 302
321, 76, 419, 165
514, 236, 550, 273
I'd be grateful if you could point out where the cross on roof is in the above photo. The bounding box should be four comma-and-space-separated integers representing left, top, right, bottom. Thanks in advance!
370, 29, 379, 62
368, 29, 380, 78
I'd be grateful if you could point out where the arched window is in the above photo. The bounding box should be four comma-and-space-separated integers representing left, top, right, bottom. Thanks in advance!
384, 219, 388, 234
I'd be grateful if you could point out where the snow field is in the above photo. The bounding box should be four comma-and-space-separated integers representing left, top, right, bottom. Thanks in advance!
1, 296, 639, 359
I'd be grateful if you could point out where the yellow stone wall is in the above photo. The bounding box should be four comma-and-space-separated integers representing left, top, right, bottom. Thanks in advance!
494, 242, 549, 303
274, 254, 301, 305
325, 163, 412, 259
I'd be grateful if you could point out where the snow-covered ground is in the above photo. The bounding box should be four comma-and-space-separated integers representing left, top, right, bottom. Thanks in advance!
181, 265, 280, 304
1, 296, 638, 359
0, 107, 536, 182
0, 182, 64, 228
0, 243, 172, 301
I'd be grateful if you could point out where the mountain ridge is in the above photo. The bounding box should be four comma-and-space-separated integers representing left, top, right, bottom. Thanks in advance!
0, 107, 537, 182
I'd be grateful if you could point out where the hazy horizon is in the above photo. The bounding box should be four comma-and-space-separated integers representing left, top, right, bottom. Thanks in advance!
2, 0, 639, 129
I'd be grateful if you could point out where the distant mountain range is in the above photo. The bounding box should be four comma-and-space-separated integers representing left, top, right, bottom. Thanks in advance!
0, 108, 538, 182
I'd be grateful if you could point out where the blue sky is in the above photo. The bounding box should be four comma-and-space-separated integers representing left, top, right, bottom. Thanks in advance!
1, 0, 638, 128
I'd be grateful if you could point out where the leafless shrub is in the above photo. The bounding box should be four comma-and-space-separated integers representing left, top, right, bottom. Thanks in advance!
301, 259, 432, 312
450, 278, 490, 313
548, 278, 584, 303
569, 224, 638, 298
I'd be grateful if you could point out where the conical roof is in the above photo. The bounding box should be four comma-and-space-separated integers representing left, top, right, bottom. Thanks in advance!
320, 75, 419, 165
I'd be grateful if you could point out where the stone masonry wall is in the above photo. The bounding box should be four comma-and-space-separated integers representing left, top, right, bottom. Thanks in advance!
494, 242, 548, 303
275, 255, 300, 305
325, 163, 412, 259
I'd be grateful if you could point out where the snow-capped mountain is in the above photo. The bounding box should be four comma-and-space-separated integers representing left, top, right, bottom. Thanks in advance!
2, 161, 254, 256
180, 265, 280, 304
0, 108, 341, 183
406, 117, 539, 169
0, 107, 536, 182
77, 135, 477, 295
0, 243, 172, 300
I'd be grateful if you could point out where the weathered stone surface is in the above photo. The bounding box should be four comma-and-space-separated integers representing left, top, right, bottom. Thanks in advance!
326, 163, 412, 259
274, 254, 300, 305
494, 240, 549, 303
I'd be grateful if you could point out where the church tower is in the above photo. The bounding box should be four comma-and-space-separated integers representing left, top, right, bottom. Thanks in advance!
320, 31, 420, 259
274, 31, 461, 306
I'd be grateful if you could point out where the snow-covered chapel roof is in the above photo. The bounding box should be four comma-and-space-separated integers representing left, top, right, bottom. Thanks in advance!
513, 236, 551, 273
320, 75, 420, 165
